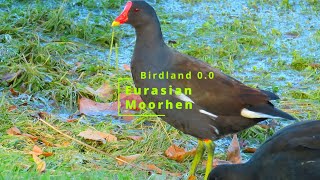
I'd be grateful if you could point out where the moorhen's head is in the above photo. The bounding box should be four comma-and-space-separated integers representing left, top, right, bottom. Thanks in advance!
112, 1, 158, 28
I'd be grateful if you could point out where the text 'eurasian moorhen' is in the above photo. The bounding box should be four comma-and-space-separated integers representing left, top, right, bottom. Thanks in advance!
112, 1, 296, 179
208, 120, 320, 180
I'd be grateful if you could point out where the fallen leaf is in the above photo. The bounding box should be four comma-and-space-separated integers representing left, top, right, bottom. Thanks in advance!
164, 144, 196, 162
120, 93, 144, 111
30, 145, 43, 156
142, 163, 162, 174
42, 152, 54, 157
121, 110, 136, 121
10, 88, 19, 96
7, 126, 22, 135
8, 105, 17, 112
38, 112, 50, 119
85, 82, 113, 101
226, 134, 241, 164
39, 138, 54, 147
116, 154, 141, 165
22, 133, 38, 141
98, 131, 117, 142
66, 119, 78, 123
32, 154, 46, 173
242, 147, 257, 153
127, 136, 143, 141
167, 171, 182, 177
78, 129, 117, 143
123, 64, 131, 71
79, 97, 117, 116
55, 141, 70, 147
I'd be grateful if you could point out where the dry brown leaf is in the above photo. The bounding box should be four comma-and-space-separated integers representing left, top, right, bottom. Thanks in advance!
8, 105, 17, 112
79, 97, 117, 116
121, 110, 136, 121
29, 145, 43, 156
78, 129, 105, 142
39, 138, 54, 147
29, 146, 54, 157
226, 134, 242, 164
243, 147, 257, 153
119, 93, 144, 111
66, 119, 78, 123
22, 133, 38, 141
42, 152, 54, 157
116, 154, 141, 165
142, 163, 163, 174
62, 141, 71, 146
38, 112, 50, 119
7, 126, 22, 135
55, 141, 70, 147
78, 129, 117, 143
127, 136, 143, 141
97, 131, 117, 142
10, 88, 19, 96
164, 144, 196, 162
167, 172, 182, 177
85, 83, 113, 101
32, 154, 46, 173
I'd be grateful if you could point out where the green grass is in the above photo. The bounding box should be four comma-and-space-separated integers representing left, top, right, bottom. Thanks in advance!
0, 0, 319, 179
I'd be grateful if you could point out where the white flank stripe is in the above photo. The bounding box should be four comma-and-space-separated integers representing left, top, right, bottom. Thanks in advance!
173, 89, 194, 103
176, 93, 194, 103
199, 109, 218, 119
210, 125, 219, 134
241, 108, 281, 119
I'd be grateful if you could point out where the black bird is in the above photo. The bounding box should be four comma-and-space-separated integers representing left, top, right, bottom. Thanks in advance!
208, 120, 320, 180
112, 1, 295, 178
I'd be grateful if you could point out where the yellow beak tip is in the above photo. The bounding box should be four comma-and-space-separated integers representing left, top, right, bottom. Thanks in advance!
112, 21, 120, 27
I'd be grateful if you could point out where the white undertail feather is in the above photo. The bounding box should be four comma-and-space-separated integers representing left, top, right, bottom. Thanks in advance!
209, 125, 219, 135
241, 108, 282, 119
174, 91, 194, 103
199, 109, 218, 119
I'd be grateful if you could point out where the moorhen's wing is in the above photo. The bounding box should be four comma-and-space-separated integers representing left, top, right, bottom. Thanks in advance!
166, 51, 273, 117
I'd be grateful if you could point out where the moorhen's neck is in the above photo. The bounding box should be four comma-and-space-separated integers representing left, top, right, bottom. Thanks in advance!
133, 19, 166, 49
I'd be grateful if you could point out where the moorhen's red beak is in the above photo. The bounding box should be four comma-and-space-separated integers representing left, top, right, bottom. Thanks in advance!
112, 1, 132, 26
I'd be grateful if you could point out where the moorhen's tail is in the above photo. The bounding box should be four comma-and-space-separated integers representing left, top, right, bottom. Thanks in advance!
246, 104, 296, 120
260, 90, 280, 100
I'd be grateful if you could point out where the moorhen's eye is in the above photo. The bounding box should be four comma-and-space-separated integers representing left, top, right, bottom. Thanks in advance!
134, 8, 140, 12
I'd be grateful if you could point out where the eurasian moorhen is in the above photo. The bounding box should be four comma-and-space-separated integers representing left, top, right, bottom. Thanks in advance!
208, 120, 320, 180
112, 1, 295, 179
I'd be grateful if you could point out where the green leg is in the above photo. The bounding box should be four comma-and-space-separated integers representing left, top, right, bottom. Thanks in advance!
188, 140, 205, 177
204, 140, 215, 180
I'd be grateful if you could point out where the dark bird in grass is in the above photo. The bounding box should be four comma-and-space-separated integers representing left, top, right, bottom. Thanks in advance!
208, 120, 320, 180
112, 1, 296, 178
